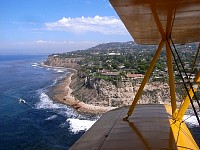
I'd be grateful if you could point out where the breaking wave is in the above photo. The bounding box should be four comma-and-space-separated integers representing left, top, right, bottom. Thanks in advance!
35, 92, 78, 118
67, 118, 96, 134
54, 69, 65, 73
184, 110, 200, 127
184, 115, 199, 126
35, 91, 98, 133
45, 115, 58, 121
31, 62, 38, 67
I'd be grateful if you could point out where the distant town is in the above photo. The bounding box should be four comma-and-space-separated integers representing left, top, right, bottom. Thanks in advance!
42, 41, 200, 109
49, 41, 199, 85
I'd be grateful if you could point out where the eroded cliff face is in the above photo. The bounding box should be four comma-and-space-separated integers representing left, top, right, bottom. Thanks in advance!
43, 56, 83, 69
97, 80, 171, 107
44, 56, 173, 108
69, 73, 172, 108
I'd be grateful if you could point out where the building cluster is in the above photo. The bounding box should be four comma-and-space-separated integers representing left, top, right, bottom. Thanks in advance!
52, 42, 199, 84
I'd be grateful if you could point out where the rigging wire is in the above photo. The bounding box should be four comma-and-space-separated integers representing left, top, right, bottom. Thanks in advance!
182, 110, 200, 123
188, 44, 200, 105
176, 44, 200, 111
166, 39, 200, 125
166, 6, 186, 110
179, 84, 185, 108
188, 43, 200, 79
170, 39, 200, 109
165, 5, 200, 126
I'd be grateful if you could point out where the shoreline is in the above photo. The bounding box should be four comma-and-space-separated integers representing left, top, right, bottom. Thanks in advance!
42, 63, 198, 115
40, 62, 77, 72
43, 63, 115, 115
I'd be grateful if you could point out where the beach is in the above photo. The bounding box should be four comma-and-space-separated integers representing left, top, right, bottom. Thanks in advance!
43, 60, 199, 115
49, 70, 115, 115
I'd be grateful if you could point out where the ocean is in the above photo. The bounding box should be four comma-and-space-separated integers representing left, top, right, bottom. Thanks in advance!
0, 55, 199, 150
0, 55, 97, 150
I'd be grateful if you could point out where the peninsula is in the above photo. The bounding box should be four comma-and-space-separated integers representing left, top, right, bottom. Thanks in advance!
43, 41, 199, 114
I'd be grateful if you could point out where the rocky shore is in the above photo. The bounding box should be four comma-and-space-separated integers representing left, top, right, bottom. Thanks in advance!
43, 55, 179, 115
44, 56, 115, 114
48, 72, 115, 114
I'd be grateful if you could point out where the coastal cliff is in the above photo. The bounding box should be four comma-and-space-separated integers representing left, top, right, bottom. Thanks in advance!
44, 55, 175, 114
44, 55, 83, 70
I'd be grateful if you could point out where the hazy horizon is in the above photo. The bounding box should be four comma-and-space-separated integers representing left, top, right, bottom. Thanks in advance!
0, 0, 132, 54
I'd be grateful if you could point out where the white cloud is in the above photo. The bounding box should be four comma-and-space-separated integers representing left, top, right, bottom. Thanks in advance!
34, 40, 98, 52
108, 3, 113, 8
35, 40, 97, 45
45, 15, 128, 35
36, 40, 49, 44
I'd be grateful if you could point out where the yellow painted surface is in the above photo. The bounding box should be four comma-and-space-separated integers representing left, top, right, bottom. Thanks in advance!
71, 105, 199, 150
166, 41, 177, 116
177, 69, 200, 121
127, 40, 165, 116
165, 105, 199, 150
70, 1, 200, 149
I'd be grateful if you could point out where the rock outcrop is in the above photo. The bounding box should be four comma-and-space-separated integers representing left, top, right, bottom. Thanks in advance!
43, 55, 83, 70
97, 79, 171, 107
44, 56, 174, 108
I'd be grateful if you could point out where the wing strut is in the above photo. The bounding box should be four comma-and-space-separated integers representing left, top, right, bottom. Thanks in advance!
125, 3, 200, 124
124, 40, 165, 119
125, 3, 178, 119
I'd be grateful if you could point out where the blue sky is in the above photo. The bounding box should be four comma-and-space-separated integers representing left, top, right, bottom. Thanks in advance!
0, 0, 132, 54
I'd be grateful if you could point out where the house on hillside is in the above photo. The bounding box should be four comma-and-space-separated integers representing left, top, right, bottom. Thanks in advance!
124, 73, 144, 84
108, 52, 121, 56
125, 74, 144, 79
101, 72, 120, 76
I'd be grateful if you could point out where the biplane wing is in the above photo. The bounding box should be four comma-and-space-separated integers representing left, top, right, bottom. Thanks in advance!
70, 0, 200, 149
111, 0, 200, 45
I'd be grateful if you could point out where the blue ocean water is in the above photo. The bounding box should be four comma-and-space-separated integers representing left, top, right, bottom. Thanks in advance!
0, 55, 199, 149
0, 55, 97, 150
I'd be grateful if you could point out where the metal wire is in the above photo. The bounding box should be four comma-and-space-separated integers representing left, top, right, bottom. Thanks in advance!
188, 43, 200, 79
166, 39, 200, 125
170, 39, 200, 109
182, 110, 200, 123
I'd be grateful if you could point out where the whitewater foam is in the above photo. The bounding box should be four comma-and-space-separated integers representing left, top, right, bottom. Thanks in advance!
59, 122, 68, 128
36, 91, 82, 118
183, 109, 200, 127
35, 90, 99, 133
56, 69, 64, 73
31, 63, 38, 67
36, 90, 199, 133
53, 68, 67, 73
184, 115, 199, 127
67, 118, 96, 134
45, 115, 58, 121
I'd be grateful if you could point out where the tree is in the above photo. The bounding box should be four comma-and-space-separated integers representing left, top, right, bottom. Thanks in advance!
111, 63, 118, 69
124, 62, 132, 69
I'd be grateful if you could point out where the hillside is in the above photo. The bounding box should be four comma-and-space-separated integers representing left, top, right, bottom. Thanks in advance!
43, 41, 199, 114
